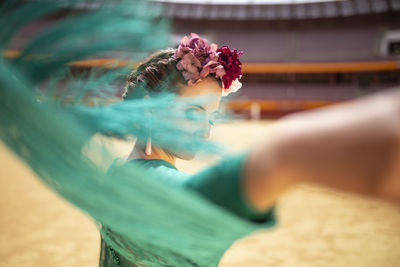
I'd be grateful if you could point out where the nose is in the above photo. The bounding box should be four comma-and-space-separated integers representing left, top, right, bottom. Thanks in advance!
198, 121, 211, 139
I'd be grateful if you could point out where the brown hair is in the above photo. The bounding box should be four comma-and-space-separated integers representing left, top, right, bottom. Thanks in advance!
123, 48, 221, 100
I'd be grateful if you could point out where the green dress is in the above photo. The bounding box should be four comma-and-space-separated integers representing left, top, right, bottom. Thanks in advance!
99, 155, 276, 267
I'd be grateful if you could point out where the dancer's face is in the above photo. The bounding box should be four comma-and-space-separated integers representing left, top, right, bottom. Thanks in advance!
172, 77, 222, 160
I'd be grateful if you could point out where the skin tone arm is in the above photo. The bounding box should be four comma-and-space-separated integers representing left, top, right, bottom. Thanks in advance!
244, 88, 400, 211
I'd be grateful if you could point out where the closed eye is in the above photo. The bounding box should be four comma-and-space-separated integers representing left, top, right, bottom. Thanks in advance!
184, 107, 205, 121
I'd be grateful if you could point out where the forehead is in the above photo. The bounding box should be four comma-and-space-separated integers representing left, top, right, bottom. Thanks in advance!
178, 78, 222, 112
179, 78, 222, 97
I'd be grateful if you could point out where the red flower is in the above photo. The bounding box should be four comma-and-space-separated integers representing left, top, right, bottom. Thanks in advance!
217, 46, 243, 89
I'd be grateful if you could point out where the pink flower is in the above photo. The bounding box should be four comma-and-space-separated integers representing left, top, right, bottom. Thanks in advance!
175, 33, 225, 86
217, 46, 243, 90
174, 33, 243, 96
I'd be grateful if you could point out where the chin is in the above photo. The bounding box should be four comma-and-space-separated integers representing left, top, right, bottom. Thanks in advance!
173, 151, 197, 160
166, 137, 206, 160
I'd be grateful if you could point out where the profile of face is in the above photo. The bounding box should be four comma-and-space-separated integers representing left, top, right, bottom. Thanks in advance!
170, 77, 222, 160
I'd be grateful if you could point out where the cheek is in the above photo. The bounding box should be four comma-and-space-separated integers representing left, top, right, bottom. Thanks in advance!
184, 118, 211, 139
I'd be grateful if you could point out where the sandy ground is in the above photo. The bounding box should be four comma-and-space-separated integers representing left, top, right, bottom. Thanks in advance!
1, 121, 400, 267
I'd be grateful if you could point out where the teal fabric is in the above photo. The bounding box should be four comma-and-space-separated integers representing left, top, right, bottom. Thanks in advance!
100, 155, 276, 267
0, 2, 278, 266
185, 154, 276, 223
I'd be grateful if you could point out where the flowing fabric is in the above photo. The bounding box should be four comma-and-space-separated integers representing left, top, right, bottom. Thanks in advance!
0, 1, 274, 266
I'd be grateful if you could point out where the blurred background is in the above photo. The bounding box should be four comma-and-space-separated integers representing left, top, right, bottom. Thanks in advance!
160, 0, 400, 118
6, 0, 400, 118
1, 0, 400, 266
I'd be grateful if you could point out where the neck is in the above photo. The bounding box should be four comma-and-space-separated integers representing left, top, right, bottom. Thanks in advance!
128, 142, 176, 166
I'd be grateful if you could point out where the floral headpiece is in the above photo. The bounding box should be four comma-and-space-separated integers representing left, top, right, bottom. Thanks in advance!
174, 33, 243, 96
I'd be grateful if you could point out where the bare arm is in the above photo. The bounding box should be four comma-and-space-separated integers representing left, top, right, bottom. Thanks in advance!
244, 88, 400, 211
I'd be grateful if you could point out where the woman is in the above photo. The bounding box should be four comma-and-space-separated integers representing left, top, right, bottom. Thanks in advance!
100, 33, 276, 267
99, 33, 400, 266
